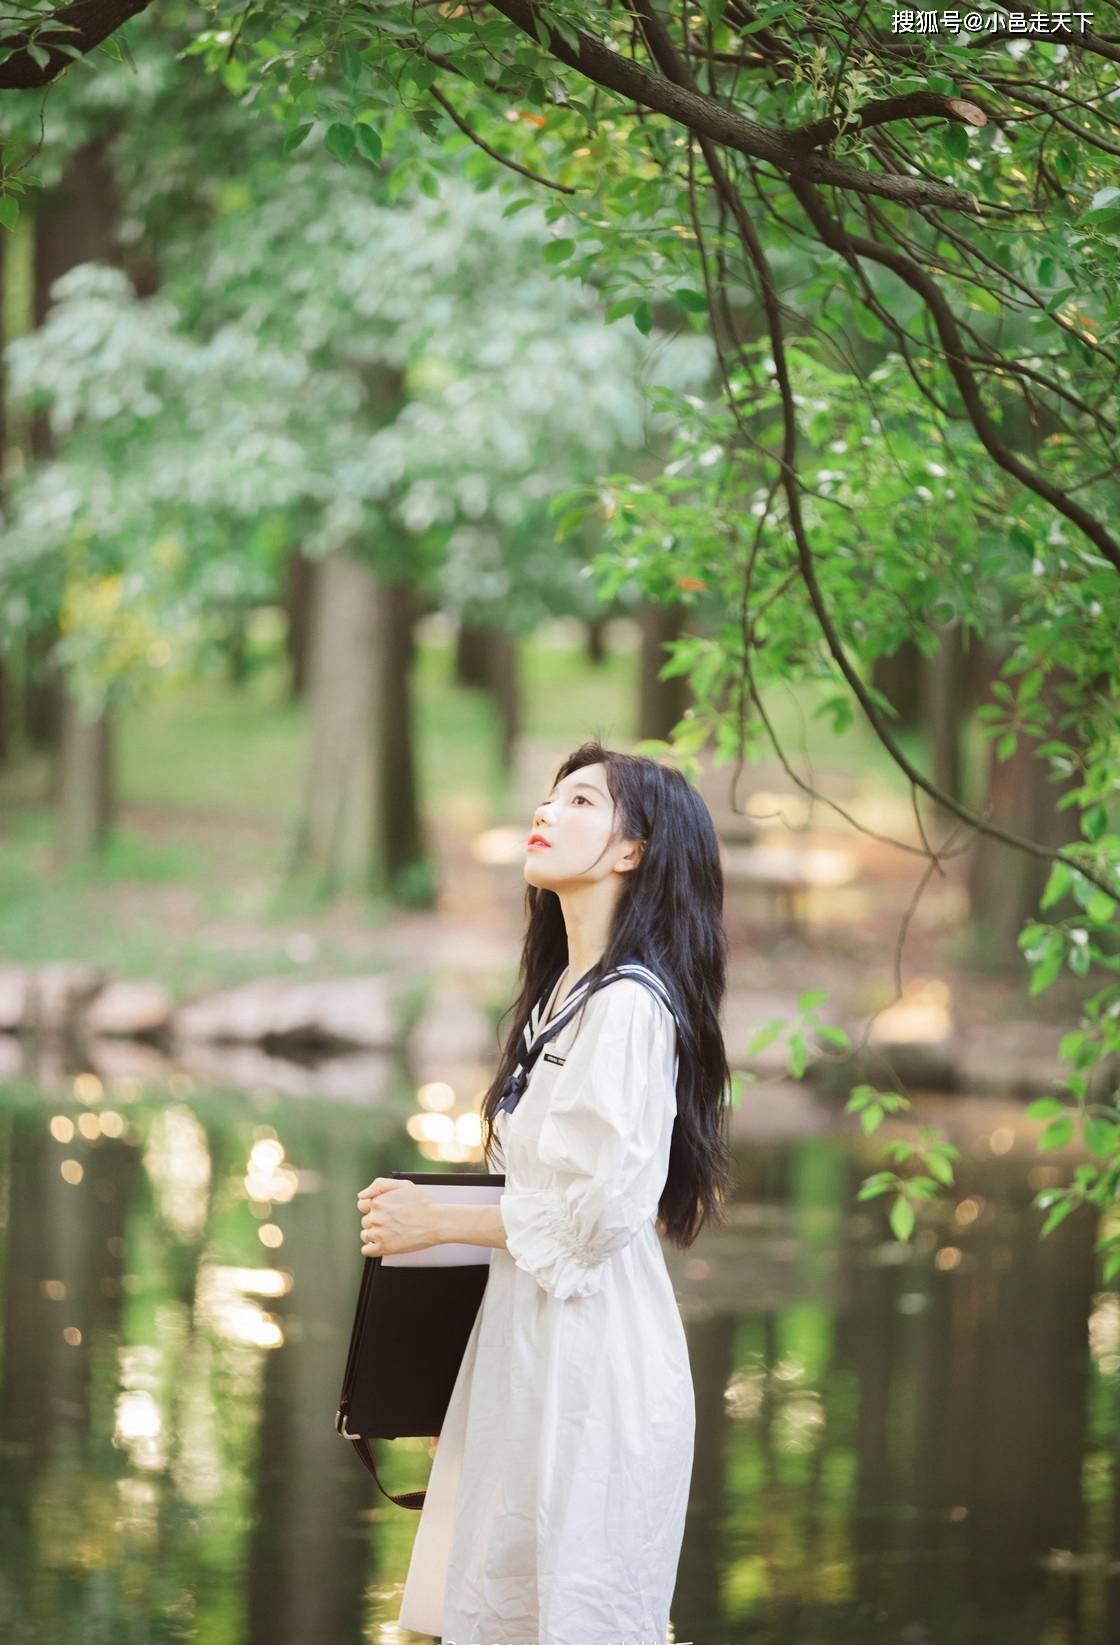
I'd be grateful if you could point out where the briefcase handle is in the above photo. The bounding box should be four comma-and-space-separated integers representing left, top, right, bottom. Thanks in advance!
337, 1415, 429, 1509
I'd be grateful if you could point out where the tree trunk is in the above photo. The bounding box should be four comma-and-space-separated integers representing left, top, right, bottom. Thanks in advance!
223, 607, 249, 686
283, 550, 316, 700
638, 600, 690, 741
291, 551, 380, 892
57, 687, 114, 859
36, 135, 124, 834
23, 630, 62, 763
374, 581, 434, 906
585, 615, 608, 666
0, 228, 8, 766
454, 621, 491, 689
921, 615, 968, 822
966, 653, 1086, 965
489, 629, 520, 774
872, 637, 924, 731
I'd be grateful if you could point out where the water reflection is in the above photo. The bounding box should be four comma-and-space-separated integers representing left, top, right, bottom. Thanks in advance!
0, 1067, 1116, 1645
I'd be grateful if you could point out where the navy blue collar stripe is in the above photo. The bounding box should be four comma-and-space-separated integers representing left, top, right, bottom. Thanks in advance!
495, 960, 678, 1117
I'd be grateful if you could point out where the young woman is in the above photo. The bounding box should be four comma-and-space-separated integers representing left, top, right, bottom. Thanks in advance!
357, 739, 733, 1645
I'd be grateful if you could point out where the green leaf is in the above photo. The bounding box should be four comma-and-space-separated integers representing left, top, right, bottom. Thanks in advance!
543, 238, 576, 264
746, 1021, 783, 1054
1083, 804, 1108, 841
889, 1196, 915, 1242
354, 125, 383, 164
736, 2, 799, 35
1091, 209, 1120, 234
1040, 1116, 1074, 1150
550, 19, 581, 52
325, 123, 356, 164
798, 989, 828, 1012
1083, 1118, 1119, 1156
853, 304, 884, 342
927, 1153, 955, 1186
633, 301, 653, 335
1041, 1198, 1077, 1236
1029, 940, 1064, 996
1040, 861, 1074, 910
283, 122, 313, 154
1054, 142, 1077, 181
1025, 1097, 1066, 1122
1086, 891, 1117, 923
0, 194, 19, 231
221, 57, 249, 95
673, 288, 708, 313
857, 1173, 897, 1200
942, 123, 969, 161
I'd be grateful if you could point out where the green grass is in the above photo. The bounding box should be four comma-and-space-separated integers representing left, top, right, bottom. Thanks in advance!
0, 629, 640, 987
0, 623, 986, 990
117, 664, 308, 820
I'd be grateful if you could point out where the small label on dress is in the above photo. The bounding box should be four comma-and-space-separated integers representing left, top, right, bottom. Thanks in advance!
543, 1052, 566, 1066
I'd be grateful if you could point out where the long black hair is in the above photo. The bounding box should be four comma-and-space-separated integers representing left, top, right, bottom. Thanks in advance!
481, 738, 734, 1248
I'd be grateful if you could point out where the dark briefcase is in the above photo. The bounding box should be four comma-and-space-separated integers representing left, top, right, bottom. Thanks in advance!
336, 1169, 506, 1509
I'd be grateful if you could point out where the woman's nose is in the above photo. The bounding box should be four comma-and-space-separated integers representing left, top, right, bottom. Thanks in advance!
534, 802, 554, 828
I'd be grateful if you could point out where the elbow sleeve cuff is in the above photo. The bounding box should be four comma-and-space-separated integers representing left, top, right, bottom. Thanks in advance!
499, 1188, 609, 1301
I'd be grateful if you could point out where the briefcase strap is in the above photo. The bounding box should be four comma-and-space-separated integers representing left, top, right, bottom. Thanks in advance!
349, 1434, 427, 1511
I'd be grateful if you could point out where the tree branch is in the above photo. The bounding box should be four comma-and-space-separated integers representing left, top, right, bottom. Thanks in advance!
484, 0, 986, 212
0, 0, 153, 89
787, 91, 988, 153
786, 181, 1120, 577
626, 0, 1119, 902
429, 83, 577, 192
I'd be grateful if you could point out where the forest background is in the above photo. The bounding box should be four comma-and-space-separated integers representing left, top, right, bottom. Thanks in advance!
0, 0, 1117, 1258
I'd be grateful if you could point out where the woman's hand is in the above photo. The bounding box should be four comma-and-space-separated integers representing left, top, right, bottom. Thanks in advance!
356, 1177, 442, 1258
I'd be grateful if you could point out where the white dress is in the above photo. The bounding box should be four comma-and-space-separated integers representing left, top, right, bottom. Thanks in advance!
396, 975, 696, 1645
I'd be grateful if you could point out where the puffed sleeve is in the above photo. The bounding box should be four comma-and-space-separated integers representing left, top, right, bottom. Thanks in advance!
498, 980, 677, 1300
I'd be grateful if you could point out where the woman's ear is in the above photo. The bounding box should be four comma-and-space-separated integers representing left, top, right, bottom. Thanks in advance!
615, 837, 646, 873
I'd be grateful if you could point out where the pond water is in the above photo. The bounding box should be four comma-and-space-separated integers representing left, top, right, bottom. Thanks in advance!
0, 1063, 1117, 1645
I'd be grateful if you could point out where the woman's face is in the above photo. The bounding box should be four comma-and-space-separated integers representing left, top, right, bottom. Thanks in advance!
524, 761, 643, 890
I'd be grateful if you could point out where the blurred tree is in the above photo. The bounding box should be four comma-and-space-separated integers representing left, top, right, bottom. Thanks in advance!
34, 135, 128, 855
638, 599, 692, 743
282, 550, 315, 701
0, 26, 710, 894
